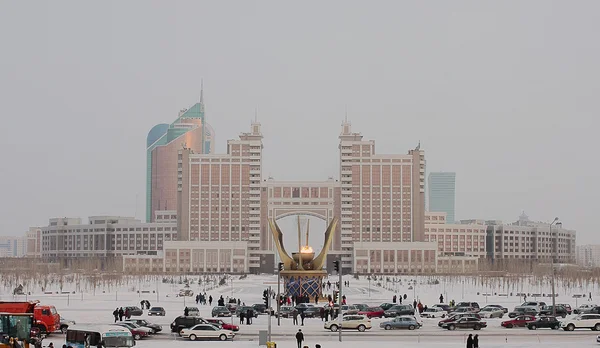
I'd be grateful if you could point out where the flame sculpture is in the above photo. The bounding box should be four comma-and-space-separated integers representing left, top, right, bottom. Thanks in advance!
269, 216, 338, 271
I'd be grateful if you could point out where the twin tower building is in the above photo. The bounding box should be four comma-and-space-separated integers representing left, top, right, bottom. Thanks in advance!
145, 95, 437, 275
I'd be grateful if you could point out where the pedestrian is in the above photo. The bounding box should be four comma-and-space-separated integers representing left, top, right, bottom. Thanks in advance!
113, 308, 118, 323
315, 345, 321, 348
295, 329, 304, 348
439, 294, 444, 303
466, 334, 473, 348
146, 300, 151, 309
140, 300, 144, 309
300, 311, 305, 326
293, 309, 299, 325
118, 308, 124, 321
473, 334, 479, 348
247, 309, 253, 325
48, 343, 54, 348
393, 295, 397, 303
240, 311, 245, 324
319, 307, 325, 321
399, 296, 402, 304
184, 307, 189, 316
209, 295, 213, 306
413, 299, 417, 309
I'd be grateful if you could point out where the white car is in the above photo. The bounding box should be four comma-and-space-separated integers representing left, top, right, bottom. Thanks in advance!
479, 307, 504, 318
422, 307, 447, 318
180, 324, 235, 341
561, 314, 600, 331
324, 315, 371, 332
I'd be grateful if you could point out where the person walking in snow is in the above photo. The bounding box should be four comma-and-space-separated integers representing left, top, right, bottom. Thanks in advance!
466, 334, 473, 348
295, 329, 304, 348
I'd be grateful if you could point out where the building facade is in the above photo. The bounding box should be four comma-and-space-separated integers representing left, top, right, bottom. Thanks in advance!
428, 172, 456, 223
40, 214, 177, 259
576, 245, 600, 268
26, 227, 42, 258
0, 236, 26, 257
424, 212, 487, 259
485, 213, 576, 263
146, 91, 215, 222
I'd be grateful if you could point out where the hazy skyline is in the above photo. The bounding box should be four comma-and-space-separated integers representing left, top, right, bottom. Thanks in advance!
1, 1, 598, 243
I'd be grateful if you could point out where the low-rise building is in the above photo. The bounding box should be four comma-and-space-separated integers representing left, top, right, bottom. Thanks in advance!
352, 242, 438, 274
0, 236, 27, 257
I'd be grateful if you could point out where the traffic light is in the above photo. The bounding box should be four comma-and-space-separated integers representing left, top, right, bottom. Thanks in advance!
333, 290, 339, 303
278, 262, 284, 272
263, 289, 269, 307
333, 260, 340, 273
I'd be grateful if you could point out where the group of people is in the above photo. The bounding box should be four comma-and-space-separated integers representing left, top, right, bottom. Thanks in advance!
195, 293, 211, 305
139, 300, 151, 309
466, 334, 480, 348
112, 307, 130, 322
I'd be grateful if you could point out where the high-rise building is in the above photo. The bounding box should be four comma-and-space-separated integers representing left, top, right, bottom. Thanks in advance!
577, 245, 600, 268
146, 88, 215, 222
0, 236, 26, 257
428, 172, 456, 223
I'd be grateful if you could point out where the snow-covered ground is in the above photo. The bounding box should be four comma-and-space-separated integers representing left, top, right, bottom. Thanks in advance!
2, 274, 600, 348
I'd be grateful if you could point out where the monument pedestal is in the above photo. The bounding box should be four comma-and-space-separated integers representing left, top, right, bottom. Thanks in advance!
281, 270, 327, 299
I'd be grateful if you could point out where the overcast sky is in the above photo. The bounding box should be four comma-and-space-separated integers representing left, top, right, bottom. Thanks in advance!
1, 1, 598, 244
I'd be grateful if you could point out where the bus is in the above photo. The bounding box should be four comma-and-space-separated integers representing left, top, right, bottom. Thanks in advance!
66, 325, 135, 348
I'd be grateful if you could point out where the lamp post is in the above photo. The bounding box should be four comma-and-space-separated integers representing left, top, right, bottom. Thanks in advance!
550, 217, 560, 317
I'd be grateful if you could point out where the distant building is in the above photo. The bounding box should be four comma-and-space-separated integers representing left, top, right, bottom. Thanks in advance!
0, 236, 26, 257
485, 213, 576, 263
428, 172, 456, 223
146, 88, 215, 222
577, 245, 600, 268
26, 227, 42, 258
40, 212, 177, 259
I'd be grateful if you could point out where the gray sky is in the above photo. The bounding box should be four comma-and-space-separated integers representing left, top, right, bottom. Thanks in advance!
0, 1, 598, 243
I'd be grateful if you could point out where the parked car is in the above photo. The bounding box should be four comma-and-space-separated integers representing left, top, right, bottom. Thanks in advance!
454, 302, 480, 312
380, 316, 421, 330
252, 304, 271, 315
180, 324, 235, 341
148, 307, 165, 316
379, 303, 396, 311
125, 319, 162, 333
384, 305, 414, 318
226, 303, 238, 313
59, 317, 76, 334
527, 316, 560, 330
185, 306, 200, 316
422, 307, 447, 318
449, 307, 479, 316
583, 306, 600, 315
432, 304, 452, 312
212, 306, 232, 317
558, 304, 572, 315
341, 305, 360, 316
358, 307, 385, 319
501, 315, 536, 328
561, 314, 600, 331
302, 307, 321, 318
170, 316, 210, 333
235, 306, 258, 318
124, 306, 143, 316
441, 317, 487, 330
478, 307, 504, 318
295, 303, 316, 314
114, 322, 151, 340
206, 318, 239, 332
276, 306, 294, 318
508, 307, 538, 318
324, 315, 371, 332
438, 313, 481, 327
539, 305, 568, 318
354, 304, 369, 311
482, 304, 508, 313
521, 301, 546, 313
573, 303, 598, 314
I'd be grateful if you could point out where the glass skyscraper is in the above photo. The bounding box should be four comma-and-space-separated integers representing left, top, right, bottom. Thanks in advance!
428, 172, 456, 223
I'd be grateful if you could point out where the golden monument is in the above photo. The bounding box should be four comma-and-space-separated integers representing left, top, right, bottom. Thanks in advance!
269, 216, 338, 299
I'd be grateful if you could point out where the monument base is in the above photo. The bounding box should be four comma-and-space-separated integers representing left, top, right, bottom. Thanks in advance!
281, 270, 327, 300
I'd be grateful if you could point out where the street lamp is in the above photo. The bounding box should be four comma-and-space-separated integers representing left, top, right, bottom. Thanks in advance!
550, 217, 560, 317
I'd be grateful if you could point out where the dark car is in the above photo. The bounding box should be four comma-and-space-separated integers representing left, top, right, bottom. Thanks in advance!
295, 303, 316, 313
212, 306, 232, 317
527, 316, 560, 330
125, 319, 162, 333
302, 307, 321, 318
379, 303, 395, 311
235, 306, 258, 318
358, 307, 385, 319
540, 305, 568, 318
148, 307, 165, 316
583, 306, 600, 315
438, 313, 481, 327
252, 304, 268, 314
442, 317, 487, 330
277, 306, 294, 318
453, 302, 480, 312
170, 316, 210, 333
124, 306, 144, 316
384, 305, 414, 318
558, 304, 572, 315
508, 307, 538, 318
501, 315, 536, 328
433, 304, 452, 312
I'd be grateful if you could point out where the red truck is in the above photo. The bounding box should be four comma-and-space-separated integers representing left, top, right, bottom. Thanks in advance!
0, 301, 60, 334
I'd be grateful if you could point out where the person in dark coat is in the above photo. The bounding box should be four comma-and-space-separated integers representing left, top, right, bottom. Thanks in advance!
240, 311, 245, 324
319, 307, 325, 321
466, 334, 473, 348
439, 294, 444, 303
300, 311, 305, 326
473, 334, 479, 348
295, 329, 304, 348
113, 308, 119, 322
209, 295, 213, 306
292, 309, 299, 325
246, 309, 253, 325
118, 308, 124, 321
184, 307, 189, 316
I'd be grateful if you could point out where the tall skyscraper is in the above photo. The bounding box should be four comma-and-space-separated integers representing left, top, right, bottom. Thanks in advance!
428, 172, 456, 223
146, 88, 215, 222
